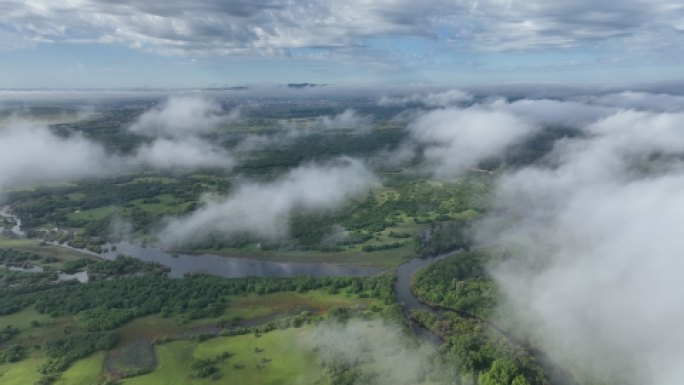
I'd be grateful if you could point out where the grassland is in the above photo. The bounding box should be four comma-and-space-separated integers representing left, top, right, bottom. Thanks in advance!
0, 307, 77, 349
0, 283, 383, 385
55, 352, 106, 385
0, 356, 44, 385
124, 328, 326, 385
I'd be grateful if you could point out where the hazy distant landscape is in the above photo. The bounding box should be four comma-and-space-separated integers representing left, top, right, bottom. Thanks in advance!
0, 87, 682, 385
2, 1, 684, 384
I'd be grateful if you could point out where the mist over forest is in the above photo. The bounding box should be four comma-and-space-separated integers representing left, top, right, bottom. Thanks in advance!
0, 86, 682, 385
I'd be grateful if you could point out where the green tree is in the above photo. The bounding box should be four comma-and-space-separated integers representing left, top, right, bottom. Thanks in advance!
478, 358, 520, 385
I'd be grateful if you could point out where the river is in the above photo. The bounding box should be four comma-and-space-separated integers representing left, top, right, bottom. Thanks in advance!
99, 242, 382, 278
394, 252, 455, 344
2, 210, 449, 343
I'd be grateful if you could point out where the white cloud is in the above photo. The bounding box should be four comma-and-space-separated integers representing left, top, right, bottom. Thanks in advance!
160, 157, 379, 245
0, 118, 116, 192
3, 0, 684, 55
319, 109, 373, 130
0, 101, 238, 195
305, 320, 438, 385
128, 95, 239, 138
127, 95, 238, 170
488, 98, 615, 127
408, 106, 538, 178
478, 109, 684, 385
131, 137, 235, 170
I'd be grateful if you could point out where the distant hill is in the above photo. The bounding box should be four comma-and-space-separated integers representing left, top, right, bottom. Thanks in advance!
285, 83, 328, 89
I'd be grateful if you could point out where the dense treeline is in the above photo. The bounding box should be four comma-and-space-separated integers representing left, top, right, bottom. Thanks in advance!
51, 109, 146, 153
0, 274, 395, 331
0, 273, 394, 383
0, 268, 58, 288
38, 331, 118, 384
61, 255, 170, 278
412, 311, 545, 385
417, 220, 472, 258
0, 325, 19, 342
7, 174, 224, 233
238, 129, 407, 172
0, 248, 44, 266
408, 250, 548, 385
0, 344, 24, 364
0, 253, 170, 288
412, 251, 497, 318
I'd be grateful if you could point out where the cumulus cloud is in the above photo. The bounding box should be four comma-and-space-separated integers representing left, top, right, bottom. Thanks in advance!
128, 95, 239, 138
126, 95, 238, 170
0, 118, 116, 192
477, 109, 684, 385
0, 99, 239, 196
130, 137, 235, 170
379, 90, 473, 108
160, 157, 379, 246
408, 106, 539, 178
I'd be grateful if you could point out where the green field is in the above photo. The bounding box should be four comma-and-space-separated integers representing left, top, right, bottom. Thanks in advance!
0, 274, 387, 385
124, 328, 326, 385
0, 356, 44, 385
55, 352, 106, 385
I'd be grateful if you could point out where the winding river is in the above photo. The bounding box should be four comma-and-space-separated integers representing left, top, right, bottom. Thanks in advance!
2, 209, 449, 342
394, 252, 454, 344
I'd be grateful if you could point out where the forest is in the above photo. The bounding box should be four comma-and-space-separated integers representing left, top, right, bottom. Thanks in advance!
0, 99, 578, 385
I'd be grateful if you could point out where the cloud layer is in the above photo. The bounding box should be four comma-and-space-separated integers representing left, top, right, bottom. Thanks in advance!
3, 0, 684, 55
0, 118, 114, 192
477, 108, 684, 384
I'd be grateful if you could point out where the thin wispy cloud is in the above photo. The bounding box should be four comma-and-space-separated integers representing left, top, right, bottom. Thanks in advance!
160, 157, 379, 246
378, 89, 473, 108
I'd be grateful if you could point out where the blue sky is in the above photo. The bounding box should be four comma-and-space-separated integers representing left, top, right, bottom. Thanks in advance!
1, 0, 683, 88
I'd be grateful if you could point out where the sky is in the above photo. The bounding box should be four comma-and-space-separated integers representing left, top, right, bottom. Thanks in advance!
1, 0, 684, 88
